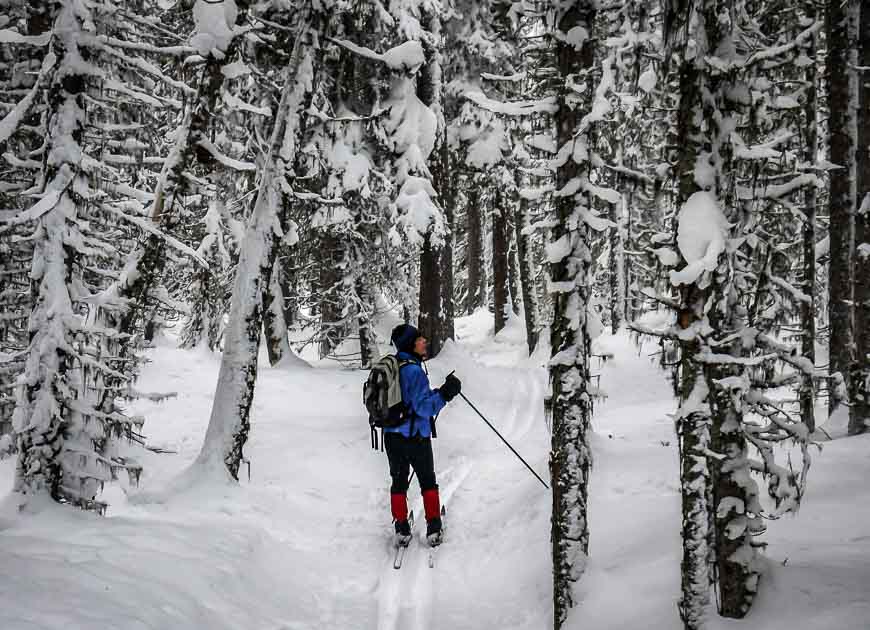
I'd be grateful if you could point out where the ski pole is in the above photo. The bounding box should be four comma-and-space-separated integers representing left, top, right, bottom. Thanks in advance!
457, 390, 550, 490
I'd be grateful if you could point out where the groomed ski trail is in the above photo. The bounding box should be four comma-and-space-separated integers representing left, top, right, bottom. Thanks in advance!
376, 458, 472, 630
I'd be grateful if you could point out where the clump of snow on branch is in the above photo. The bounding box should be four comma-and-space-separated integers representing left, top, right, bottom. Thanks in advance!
190, 0, 237, 57
382, 75, 440, 246
670, 191, 729, 287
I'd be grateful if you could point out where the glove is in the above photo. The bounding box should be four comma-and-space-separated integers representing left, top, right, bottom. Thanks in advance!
439, 373, 461, 402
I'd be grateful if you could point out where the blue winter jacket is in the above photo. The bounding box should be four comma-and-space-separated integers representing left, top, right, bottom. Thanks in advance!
384, 351, 446, 438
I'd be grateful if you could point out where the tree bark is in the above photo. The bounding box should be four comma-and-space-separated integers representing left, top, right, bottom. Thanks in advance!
801, 0, 819, 433
673, 55, 711, 630
493, 185, 510, 335
826, 0, 858, 416
318, 231, 343, 359
609, 195, 626, 333
514, 170, 539, 354
850, 2, 870, 434
549, 3, 596, 628
417, 16, 454, 358
507, 217, 521, 316
464, 178, 486, 313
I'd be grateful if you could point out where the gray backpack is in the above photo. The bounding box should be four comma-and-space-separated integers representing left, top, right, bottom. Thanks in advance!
364, 355, 411, 448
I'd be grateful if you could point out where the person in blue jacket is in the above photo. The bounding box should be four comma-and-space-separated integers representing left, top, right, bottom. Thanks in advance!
386, 323, 461, 546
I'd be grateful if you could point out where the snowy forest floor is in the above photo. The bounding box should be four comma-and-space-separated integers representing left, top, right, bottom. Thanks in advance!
0, 312, 868, 630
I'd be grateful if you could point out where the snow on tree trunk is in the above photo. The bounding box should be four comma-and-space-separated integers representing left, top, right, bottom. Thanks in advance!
676, 376, 711, 629
825, 0, 857, 417
262, 263, 291, 367
609, 196, 626, 333
851, 2, 870, 435
549, 3, 596, 628
507, 217, 521, 317
801, 1, 819, 433
492, 183, 510, 335
195, 13, 321, 480
670, 54, 713, 628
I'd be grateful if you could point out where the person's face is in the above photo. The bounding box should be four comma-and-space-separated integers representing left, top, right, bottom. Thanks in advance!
413, 335, 428, 358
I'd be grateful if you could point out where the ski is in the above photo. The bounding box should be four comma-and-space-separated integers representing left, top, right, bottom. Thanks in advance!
427, 505, 446, 568
427, 544, 438, 568
393, 542, 409, 570
392, 512, 414, 570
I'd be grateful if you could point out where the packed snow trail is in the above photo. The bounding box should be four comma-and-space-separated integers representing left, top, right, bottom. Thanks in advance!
0, 313, 868, 629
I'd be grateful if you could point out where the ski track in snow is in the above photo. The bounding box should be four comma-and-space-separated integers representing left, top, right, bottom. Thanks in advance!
376, 458, 472, 630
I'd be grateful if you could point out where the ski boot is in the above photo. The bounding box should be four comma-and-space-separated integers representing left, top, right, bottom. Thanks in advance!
395, 518, 412, 547
426, 516, 442, 547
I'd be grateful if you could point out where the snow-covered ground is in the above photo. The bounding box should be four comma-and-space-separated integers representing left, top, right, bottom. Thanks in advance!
1, 313, 868, 629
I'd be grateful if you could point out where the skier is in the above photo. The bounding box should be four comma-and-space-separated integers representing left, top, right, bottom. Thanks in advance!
386, 323, 461, 547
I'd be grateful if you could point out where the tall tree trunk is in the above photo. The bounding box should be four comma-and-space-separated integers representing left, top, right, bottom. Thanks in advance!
417, 14, 454, 358
851, 2, 870, 434
610, 194, 626, 333
826, 0, 858, 416
195, 12, 322, 480
549, 3, 596, 628
493, 185, 510, 335
514, 171, 539, 354
801, 0, 819, 433
357, 280, 375, 369
507, 218, 521, 316
318, 231, 343, 358
673, 55, 711, 630
465, 178, 486, 313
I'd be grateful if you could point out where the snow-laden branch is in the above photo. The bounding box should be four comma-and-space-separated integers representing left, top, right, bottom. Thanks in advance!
465, 90, 558, 116
0, 52, 56, 144
83, 36, 197, 96
329, 37, 425, 71
0, 28, 51, 46
195, 138, 257, 171
743, 21, 823, 67
100, 203, 210, 270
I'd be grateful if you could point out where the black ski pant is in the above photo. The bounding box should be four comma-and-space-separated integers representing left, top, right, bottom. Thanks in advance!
384, 432, 437, 494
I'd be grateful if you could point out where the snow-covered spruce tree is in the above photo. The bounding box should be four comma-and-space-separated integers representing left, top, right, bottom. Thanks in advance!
546, 2, 598, 627
299, 4, 399, 366
7, 0, 157, 510
852, 2, 870, 435
641, 1, 817, 622
825, 0, 858, 417
195, 4, 328, 480
98, 0, 247, 382
410, 2, 454, 358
